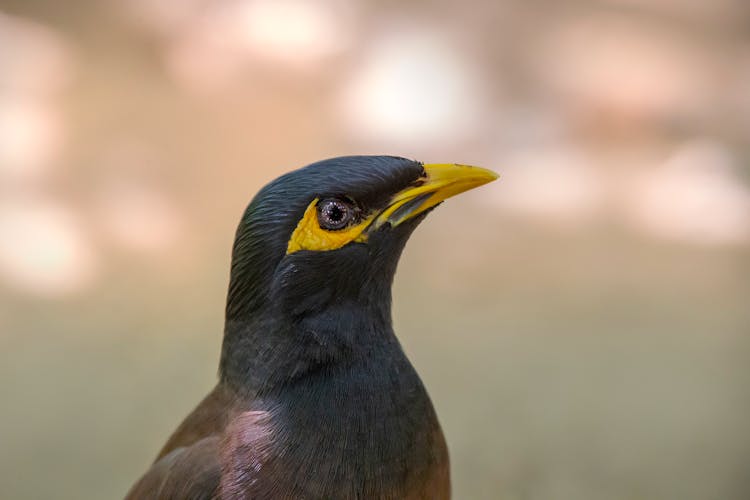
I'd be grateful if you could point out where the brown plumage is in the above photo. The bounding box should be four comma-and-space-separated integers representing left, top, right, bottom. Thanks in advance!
127, 380, 449, 499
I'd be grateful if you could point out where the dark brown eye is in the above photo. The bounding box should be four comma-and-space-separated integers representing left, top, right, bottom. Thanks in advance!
317, 198, 355, 230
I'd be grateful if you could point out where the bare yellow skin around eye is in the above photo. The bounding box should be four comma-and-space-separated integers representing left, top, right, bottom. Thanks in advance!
286, 198, 373, 254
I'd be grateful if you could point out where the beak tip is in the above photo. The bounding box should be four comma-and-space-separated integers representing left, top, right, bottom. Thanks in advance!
455, 163, 499, 180
465, 165, 500, 186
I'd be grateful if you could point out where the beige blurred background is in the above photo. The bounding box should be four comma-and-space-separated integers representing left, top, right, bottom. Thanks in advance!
1, 0, 749, 499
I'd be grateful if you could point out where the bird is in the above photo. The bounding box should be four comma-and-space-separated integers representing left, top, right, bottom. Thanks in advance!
125, 155, 498, 500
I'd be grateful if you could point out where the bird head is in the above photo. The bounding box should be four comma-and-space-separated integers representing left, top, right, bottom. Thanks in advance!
226, 156, 497, 321
221, 156, 497, 387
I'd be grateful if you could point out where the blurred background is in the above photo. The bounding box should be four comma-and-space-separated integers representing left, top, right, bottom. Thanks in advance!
1, 0, 749, 498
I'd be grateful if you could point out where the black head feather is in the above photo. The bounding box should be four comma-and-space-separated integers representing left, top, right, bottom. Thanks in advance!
225, 155, 424, 321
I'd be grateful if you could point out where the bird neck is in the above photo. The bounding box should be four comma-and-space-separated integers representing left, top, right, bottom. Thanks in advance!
219, 298, 396, 397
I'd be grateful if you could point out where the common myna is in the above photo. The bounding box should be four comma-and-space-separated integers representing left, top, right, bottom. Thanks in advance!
126, 156, 498, 499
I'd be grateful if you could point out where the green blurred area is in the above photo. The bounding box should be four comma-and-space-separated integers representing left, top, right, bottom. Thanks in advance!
1, 0, 749, 499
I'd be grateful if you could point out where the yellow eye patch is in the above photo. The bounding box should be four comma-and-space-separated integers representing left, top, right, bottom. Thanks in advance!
286, 198, 373, 254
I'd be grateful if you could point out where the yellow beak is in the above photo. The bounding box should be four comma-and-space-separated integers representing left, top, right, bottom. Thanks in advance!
373, 163, 499, 229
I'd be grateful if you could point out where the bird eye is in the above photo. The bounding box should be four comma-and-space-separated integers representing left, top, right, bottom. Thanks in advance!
317, 198, 355, 231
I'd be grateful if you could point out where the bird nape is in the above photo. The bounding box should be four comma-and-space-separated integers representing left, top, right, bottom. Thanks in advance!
126, 156, 498, 500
